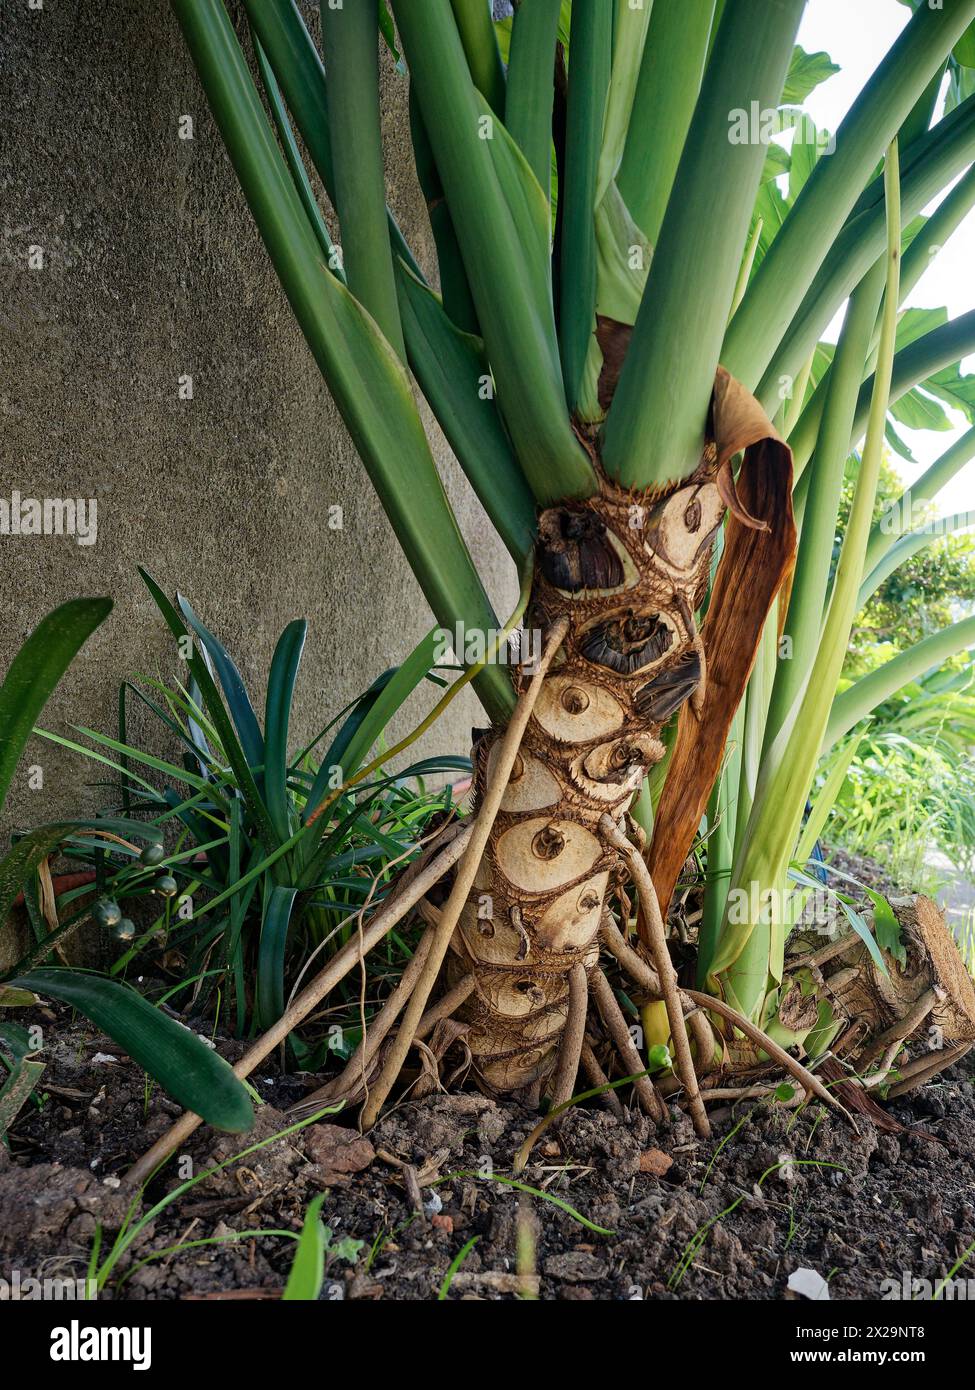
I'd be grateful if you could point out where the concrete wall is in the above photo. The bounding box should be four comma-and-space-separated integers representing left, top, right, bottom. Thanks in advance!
0, 2, 517, 963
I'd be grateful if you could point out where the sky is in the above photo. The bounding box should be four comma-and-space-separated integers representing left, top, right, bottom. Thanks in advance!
794, 0, 975, 518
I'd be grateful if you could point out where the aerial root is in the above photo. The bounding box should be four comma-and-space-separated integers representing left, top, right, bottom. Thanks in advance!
589, 966, 667, 1123
599, 818, 710, 1139
884, 1041, 973, 1098
548, 963, 589, 1112
599, 911, 853, 1125
125, 610, 876, 1181
358, 617, 570, 1130
579, 1039, 625, 1118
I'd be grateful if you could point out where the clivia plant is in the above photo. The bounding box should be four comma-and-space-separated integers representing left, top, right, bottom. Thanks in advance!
0, 598, 253, 1139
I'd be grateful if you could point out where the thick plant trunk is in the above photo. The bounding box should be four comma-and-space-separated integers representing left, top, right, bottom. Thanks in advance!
448, 470, 724, 1096
433, 369, 796, 1100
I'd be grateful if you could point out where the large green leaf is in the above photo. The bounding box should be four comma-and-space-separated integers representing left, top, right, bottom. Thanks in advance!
781, 44, 840, 103
0, 598, 111, 812
604, 0, 804, 486
618, 0, 716, 248
392, 0, 595, 505
395, 264, 536, 562
504, 0, 561, 191
727, 0, 975, 395
9, 968, 254, 1132
173, 0, 512, 724
320, 0, 405, 357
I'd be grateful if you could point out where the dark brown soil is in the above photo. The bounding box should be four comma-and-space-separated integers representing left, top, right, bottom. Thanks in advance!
3, 1004, 974, 1302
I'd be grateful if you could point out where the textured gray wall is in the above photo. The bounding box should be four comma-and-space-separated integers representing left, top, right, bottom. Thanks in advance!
0, 2, 517, 964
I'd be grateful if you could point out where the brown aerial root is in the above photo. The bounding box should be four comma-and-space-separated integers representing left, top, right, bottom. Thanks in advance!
598, 911, 850, 1123
548, 963, 588, 1111
599, 816, 710, 1139
579, 1039, 625, 1118
589, 966, 667, 1122
358, 616, 570, 1130
884, 1042, 973, 1098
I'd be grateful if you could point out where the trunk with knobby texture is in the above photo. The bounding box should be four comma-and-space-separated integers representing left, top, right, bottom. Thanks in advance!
448, 462, 723, 1096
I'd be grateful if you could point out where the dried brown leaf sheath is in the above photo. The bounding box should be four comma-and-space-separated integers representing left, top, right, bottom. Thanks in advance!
647, 369, 796, 917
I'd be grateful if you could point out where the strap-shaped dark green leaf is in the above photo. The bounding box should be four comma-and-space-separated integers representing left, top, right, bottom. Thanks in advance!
256, 884, 298, 1029
140, 568, 280, 855
9, 968, 254, 1133
176, 595, 265, 773
0, 597, 111, 811
264, 621, 307, 843
303, 627, 442, 833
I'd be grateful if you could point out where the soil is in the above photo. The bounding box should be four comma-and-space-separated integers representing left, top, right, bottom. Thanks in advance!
2, 1003, 974, 1301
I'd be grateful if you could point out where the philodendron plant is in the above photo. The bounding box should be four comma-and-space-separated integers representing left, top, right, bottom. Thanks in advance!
167, 0, 975, 1131
0, 598, 253, 1138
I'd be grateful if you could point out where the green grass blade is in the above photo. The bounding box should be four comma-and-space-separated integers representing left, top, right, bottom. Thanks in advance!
602, 0, 804, 488
0, 598, 111, 811
281, 1193, 327, 1299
